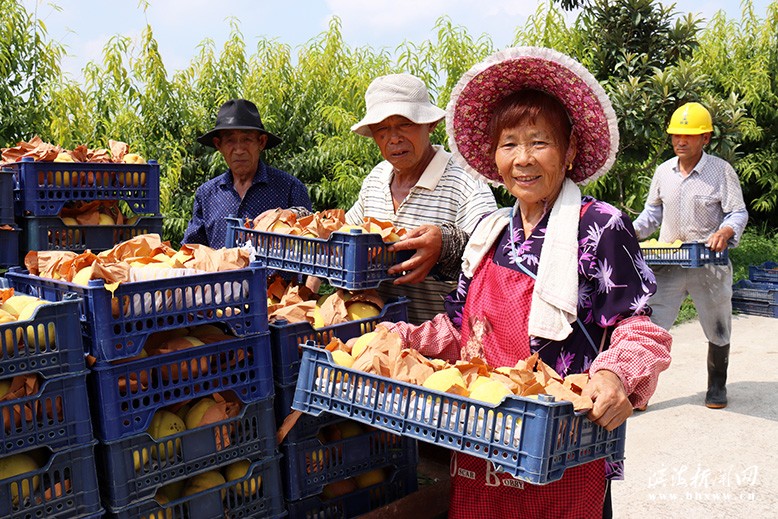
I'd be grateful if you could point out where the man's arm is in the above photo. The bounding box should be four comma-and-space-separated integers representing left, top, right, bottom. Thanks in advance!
708, 208, 748, 251
632, 203, 662, 241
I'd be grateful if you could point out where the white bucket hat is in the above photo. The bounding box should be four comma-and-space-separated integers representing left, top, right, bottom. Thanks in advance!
351, 74, 446, 137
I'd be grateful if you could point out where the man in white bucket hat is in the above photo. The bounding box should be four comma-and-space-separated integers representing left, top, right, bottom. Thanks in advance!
347, 73, 497, 324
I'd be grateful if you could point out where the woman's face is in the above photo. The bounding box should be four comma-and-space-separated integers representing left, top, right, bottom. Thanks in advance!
494, 112, 571, 209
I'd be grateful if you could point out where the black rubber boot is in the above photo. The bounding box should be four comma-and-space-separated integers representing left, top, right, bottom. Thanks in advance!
705, 342, 729, 409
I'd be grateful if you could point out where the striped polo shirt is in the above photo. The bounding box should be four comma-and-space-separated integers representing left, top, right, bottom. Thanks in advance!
346, 145, 497, 323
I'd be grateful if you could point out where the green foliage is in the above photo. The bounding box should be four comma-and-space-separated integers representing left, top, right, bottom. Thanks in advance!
0, 0, 63, 144
4, 0, 778, 243
729, 226, 778, 282
693, 0, 778, 224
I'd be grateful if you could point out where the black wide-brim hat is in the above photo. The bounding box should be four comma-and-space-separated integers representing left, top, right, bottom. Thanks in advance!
197, 99, 282, 149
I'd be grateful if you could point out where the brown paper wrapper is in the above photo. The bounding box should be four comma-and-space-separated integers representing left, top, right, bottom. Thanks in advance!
1, 374, 41, 432
1, 136, 133, 166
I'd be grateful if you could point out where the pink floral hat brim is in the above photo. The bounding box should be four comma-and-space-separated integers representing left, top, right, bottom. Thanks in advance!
446, 47, 619, 186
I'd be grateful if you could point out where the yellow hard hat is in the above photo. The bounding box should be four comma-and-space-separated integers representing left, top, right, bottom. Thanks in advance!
666, 102, 713, 135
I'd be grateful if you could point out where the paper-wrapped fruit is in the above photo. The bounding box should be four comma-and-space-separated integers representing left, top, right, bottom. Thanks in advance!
267, 275, 384, 329
249, 208, 406, 243
325, 327, 594, 411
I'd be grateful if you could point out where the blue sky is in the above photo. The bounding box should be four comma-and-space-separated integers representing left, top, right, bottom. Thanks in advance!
22, 0, 774, 80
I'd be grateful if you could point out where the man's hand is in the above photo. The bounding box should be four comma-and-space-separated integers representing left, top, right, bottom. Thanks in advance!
582, 370, 633, 431
387, 224, 443, 284
707, 226, 734, 253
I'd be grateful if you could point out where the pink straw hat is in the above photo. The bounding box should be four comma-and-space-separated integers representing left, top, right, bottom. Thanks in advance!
446, 47, 619, 186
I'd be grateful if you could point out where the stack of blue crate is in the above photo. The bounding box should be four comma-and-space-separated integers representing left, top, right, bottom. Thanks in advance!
0, 293, 102, 518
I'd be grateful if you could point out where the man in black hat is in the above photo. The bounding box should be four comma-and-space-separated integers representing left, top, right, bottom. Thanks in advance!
182, 98, 311, 248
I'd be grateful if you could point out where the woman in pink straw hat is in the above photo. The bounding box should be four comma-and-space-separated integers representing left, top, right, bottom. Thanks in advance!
383, 47, 673, 518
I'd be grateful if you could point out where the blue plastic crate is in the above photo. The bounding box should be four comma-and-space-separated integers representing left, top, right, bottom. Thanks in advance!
0, 169, 14, 225
270, 297, 409, 386
285, 463, 418, 519
0, 442, 102, 519
1, 372, 93, 456
20, 216, 163, 253
292, 344, 626, 485
732, 298, 778, 318
225, 217, 414, 290
89, 333, 274, 442
0, 297, 86, 380
97, 396, 277, 509
9, 157, 160, 217
5, 261, 268, 362
748, 261, 778, 284
275, 382, 341, 444
0, 226, 20, 267
641, 242, 728, 268
106, 454, 286, 519
281, 425, 417, 501
732, 279, 778, 305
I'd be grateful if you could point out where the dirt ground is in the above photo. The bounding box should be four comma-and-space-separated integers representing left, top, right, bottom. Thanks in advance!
610, 313, 778, 518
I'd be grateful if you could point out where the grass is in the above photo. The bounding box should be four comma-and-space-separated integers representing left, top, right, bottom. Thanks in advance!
673, 226, 778, 325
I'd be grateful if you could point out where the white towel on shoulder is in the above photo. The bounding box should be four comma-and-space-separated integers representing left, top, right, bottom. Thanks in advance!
460, 178, 582, 341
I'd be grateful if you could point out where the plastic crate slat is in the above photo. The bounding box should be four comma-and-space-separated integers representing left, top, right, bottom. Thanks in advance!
21, 216, 163, 253
89, 333, 274, 441
732, 298, 778, 318
641, 242, 728, 268
9, 159, 160, 216
292, 344, 625, 485
0, 442, 102, 519
275, 382, 342, 444
748, 261, 778, 284
106, 454, 286, 519
0, 170, 15, 225
270, 297, 409, 385
97, 397, 277, 509
225, 217, 413, 290
0, 298, 86, 379
285, 462, 418, 518
5, 262, 268, 362
732, 279, 778, 305
281, 427, 417, 501
0, 226, 20, 267
0, 373, 93, 456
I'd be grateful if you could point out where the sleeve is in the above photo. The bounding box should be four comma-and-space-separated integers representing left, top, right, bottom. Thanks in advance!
436, 223, 468, 281
582, 205, 657, 327
632, 204, 662, 241
589, 315, 672, 408
383, 313, 461, 362
181, 188, 208, 245
456, 180, 498, 235
719, 163, 748, 247
632, 170, 663, 240
291, 179, 312, 211
720, 208, 749, 248
345, 174, 370, 225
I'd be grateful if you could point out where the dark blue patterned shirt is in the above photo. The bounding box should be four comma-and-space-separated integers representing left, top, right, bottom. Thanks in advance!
182, 161, 311, 248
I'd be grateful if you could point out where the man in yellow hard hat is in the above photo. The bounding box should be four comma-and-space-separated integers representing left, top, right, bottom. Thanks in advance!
634, 102, 748, 409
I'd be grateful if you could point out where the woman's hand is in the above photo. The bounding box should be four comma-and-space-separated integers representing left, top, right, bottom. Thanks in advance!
582, 369, 633, 431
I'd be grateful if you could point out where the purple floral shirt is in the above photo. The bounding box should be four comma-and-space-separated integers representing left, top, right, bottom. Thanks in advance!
445, 196, 657, 378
